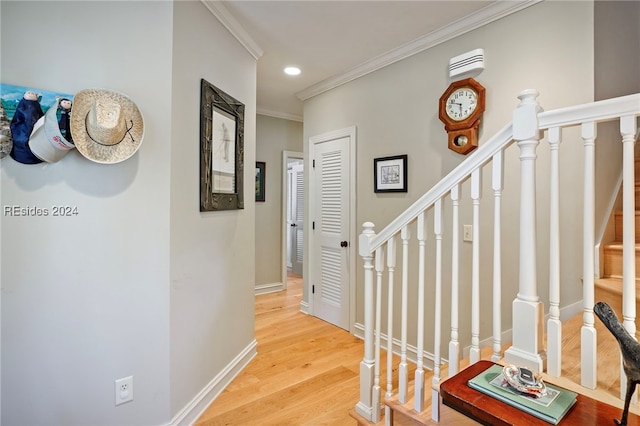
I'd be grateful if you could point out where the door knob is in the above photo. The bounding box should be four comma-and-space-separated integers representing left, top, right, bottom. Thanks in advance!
340, 241, 348, 248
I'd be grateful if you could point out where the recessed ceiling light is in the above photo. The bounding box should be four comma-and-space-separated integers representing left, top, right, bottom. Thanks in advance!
284, 66, 301, 76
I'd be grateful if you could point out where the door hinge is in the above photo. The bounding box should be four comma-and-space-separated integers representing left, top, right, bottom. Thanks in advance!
312, 221, 315, 230
312, 285, 315, 294
313, 159, 315, 168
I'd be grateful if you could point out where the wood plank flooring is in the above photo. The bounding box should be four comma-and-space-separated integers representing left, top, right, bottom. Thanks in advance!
195, 273, 363, 425
195, 273, 637, 425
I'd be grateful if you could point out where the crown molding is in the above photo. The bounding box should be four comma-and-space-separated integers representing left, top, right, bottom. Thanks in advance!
296, 0, 541, 101
257, 108, 303, 123
201, 0, 264, 60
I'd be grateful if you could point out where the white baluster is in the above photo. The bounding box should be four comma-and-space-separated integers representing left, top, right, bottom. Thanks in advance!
547, 127, 562, 377
504, 89, 546, 372
449, 185, 461, 375
621, 115, 637, 334
356, 222, 376, 420
385, 236, 396, 426
414, 212, 426, 413
432, 199, 443, 422
492, 151, 504, 363
372, 247, 385, 423
620, 115, 638, 401
581, 121, 597, 389
470, 169, 482, 364
398, 226, 410, 404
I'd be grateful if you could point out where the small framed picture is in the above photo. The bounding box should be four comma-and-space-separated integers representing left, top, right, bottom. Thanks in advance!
255, 161, 265, 202
374, 155, 407, 193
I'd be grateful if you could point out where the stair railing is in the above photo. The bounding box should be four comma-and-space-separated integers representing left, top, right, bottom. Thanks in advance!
356, 90, 640, 424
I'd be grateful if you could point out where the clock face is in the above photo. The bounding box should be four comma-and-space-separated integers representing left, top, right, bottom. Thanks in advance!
445, 88, 478, 121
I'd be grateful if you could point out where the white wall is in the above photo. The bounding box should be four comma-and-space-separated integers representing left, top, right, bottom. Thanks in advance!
169, 1, 257, 418
255, 115, 303, 290
1, 1, 172, 424
1, 1, 257, 425
303, 1, 597, 348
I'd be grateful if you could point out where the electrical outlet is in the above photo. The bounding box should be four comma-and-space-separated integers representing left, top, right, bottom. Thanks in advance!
115, 376, 133, 406
463, 224, 473, 242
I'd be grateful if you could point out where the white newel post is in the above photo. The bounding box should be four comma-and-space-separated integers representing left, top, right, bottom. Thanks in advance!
356, 222, 377, 421
504, 89, 546, 373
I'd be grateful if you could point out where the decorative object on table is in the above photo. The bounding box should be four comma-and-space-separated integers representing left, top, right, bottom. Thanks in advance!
373, 154, 407, 193
438, 77, 486, 155
255, 161, 265, 202
594, 301, 640, 426
9, 90, 44, 164
1, 84, 75, 162
70, 88, 144, 164
29, 98, 76, 163
502, 364, 547, 397
468, 364, 577, 425
200, 78, 245, 212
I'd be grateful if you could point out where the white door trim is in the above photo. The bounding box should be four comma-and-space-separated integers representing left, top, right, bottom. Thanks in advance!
281, 150, 303, 289
308, 126, 357, 333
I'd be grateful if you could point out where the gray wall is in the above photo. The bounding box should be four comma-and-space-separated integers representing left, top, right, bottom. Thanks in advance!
170, 1, 257, 418
303, 1, 600, 351
595, 1, 640, 101
255, 115, 303, 289
1, 1, 256, 424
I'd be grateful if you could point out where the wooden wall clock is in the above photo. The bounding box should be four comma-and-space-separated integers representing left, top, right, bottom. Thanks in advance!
438, 78, 486, 155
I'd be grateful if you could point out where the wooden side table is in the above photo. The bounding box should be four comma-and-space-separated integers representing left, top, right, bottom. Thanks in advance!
440, 360, 640, 425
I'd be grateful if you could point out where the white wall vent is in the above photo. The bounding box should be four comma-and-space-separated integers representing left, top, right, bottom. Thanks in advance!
449, 48, 485, 78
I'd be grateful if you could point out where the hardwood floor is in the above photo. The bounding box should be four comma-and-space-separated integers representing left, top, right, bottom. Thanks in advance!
195, 273, 638, 425
195, 273, 363, 425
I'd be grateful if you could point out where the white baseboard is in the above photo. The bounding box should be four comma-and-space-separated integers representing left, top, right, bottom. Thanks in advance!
352, 300, 584, 369
558, 300, 583, 322
300, 300, 309, 315
167, 339, 257, 426
255, 282, 283, 295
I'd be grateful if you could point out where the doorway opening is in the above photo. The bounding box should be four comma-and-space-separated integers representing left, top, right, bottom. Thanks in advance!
282, 151, 304, 289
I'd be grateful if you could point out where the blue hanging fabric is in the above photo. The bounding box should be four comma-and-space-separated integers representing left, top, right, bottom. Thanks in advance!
10, 91, 44, 164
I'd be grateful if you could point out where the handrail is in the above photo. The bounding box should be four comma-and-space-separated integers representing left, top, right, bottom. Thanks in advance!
538, 93, 640, 130
366, 93, 640, 253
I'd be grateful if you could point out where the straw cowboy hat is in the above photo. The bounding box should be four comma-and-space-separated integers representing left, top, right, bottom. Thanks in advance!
70, 89, 144, 164
29, 99, 76, 163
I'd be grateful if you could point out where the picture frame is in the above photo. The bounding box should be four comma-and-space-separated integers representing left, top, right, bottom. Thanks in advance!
255, 161, 266, 202
200, 78, 245, 211
374, 154, 408, 193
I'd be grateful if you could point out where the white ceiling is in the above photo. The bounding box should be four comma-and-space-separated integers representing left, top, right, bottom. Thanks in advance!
209, 1, 535, 121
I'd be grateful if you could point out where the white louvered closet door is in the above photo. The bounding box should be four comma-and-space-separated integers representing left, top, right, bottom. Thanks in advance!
312, 136, 350, 330
291, 163, 304, 276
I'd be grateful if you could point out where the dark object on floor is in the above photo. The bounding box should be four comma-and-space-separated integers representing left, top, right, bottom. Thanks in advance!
594, 301, 640, 425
